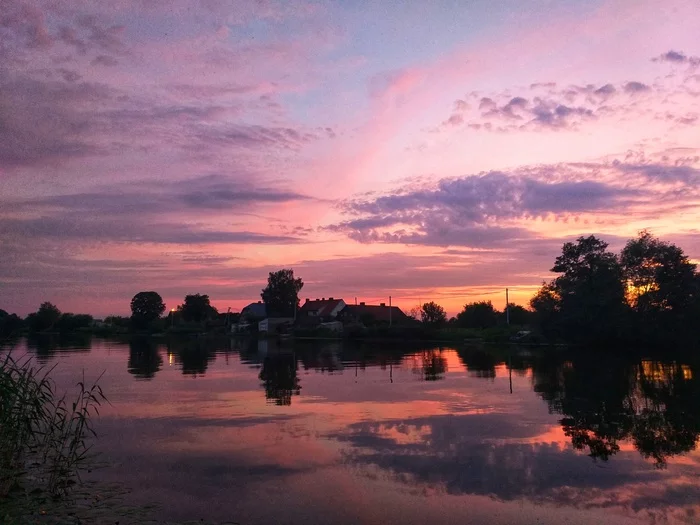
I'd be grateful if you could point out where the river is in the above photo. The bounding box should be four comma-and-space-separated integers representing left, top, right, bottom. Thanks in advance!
5, 335, 700, 524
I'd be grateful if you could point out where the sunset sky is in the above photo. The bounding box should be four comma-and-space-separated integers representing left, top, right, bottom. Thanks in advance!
1, 0, 699, 317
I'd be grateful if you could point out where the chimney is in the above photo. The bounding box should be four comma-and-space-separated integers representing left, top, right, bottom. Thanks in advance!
360, 302, 365, 306
329, 297, 334, 300
305, 298, 309, 303
380, 302, 386, 307
322, 297, 325, 301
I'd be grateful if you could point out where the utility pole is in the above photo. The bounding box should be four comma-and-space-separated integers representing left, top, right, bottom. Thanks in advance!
505, 288, 510, 326
389, 295, 392, 326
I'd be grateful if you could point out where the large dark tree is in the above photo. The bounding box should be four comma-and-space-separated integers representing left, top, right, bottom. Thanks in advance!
130, 291, 166, 328
179, 294, 217, 323
532, 236, 626, 342
26, 302, 61, 332
261, 269, 304, 317
503, 303, 533, 326
456, 301, 499, 329
420, 301, 447, 327
0, 310, 24, 337
621, 231, 697, 315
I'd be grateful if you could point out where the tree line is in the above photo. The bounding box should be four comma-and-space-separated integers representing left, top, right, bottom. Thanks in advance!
3, 232, 698, 345
0, 270, 304, 336
530, 231, 700, 345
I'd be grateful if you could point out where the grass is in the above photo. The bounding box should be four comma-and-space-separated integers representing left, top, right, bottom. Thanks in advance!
0, 351, 106, 498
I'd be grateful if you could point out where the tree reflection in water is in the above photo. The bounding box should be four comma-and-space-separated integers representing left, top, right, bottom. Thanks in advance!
531, 353, 700, 466
127, 337, 163, 379
408, 348, 447, 381
259, 351, 301, 406
167, 338, 218, 376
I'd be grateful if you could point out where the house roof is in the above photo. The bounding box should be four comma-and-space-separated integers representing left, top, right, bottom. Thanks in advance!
298, 298, 345, 317
241, 302, 266, 319
341, 304, 408, 323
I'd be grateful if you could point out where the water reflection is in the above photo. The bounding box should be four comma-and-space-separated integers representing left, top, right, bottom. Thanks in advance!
533, 356, 700, 467
167, 338, 218, 376
16, 337, 700, 467
127, 338, 163, 379
8, 336, 700, 524
25, 333, 92, 361
408, 348, 447, 381
259, 350, 301, 405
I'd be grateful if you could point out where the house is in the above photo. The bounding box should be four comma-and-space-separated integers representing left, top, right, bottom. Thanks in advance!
298, 298, 346, 319
234, 301, 267, 333
339, 302, 409, 326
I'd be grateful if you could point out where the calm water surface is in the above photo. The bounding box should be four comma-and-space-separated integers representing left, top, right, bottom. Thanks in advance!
6, 336, 700, 525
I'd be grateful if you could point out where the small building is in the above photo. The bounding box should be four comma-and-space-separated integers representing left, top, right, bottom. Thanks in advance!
295, 298, 347, 332
259, 317, 294, 333
339, 302, 409, 326
234, 301, 267, 333
298, 297, 346, 319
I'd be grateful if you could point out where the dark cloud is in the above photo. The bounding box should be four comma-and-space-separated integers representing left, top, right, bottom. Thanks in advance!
192, 124, 320, 151
0, 2, 52, 51
612, 161, 700, 185
478, 97, 496, 111
448, 78, 679, 133
75, 14, 126, 54
593, 83, 616, 97
441, 113, 464, 127
530, 99, 593, 129
0, 69, 321, 167
652, 50, 700, 67
624, 81, 651, 94
0, 216, 302, 245
0, 74, 111, 166
91, 54, 119, 66
331, 170, 641, 248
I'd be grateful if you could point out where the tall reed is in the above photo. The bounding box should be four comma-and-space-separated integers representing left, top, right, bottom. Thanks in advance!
0, 352, 106, 497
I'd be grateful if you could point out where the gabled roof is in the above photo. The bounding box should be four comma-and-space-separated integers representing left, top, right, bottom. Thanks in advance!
241, 302, 266, 319
341, 304, 408, 323
298, 298, 345, 317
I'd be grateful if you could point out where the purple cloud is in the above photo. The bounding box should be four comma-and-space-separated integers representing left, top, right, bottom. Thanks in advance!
331, 169, 643, 248
652, 50, 700, 67
91, 54, 119, 66
623, 81, 651, 94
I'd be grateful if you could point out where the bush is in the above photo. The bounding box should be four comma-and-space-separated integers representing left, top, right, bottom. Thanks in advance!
0, 352, 105, 498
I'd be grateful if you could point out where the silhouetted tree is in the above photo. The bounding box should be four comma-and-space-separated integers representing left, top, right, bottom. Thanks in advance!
130, 291, 166, 329
179, 294, 217, 323
55, 313, 93, 333
0, 310, 24, 337
261, 269, 304, 317
26, 302, 61, 332
530, 281, 560, 336
420, 302, 447, 327
532, 236, 627, 343
456, 301, 499, 329
503, 303, 533, 326
621, 231, 698, 341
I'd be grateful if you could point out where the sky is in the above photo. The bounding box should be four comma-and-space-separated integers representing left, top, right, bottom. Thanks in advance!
1, 0, 699, 317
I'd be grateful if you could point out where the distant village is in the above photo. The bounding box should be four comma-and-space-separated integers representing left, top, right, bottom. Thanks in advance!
235, 297, 409, 335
